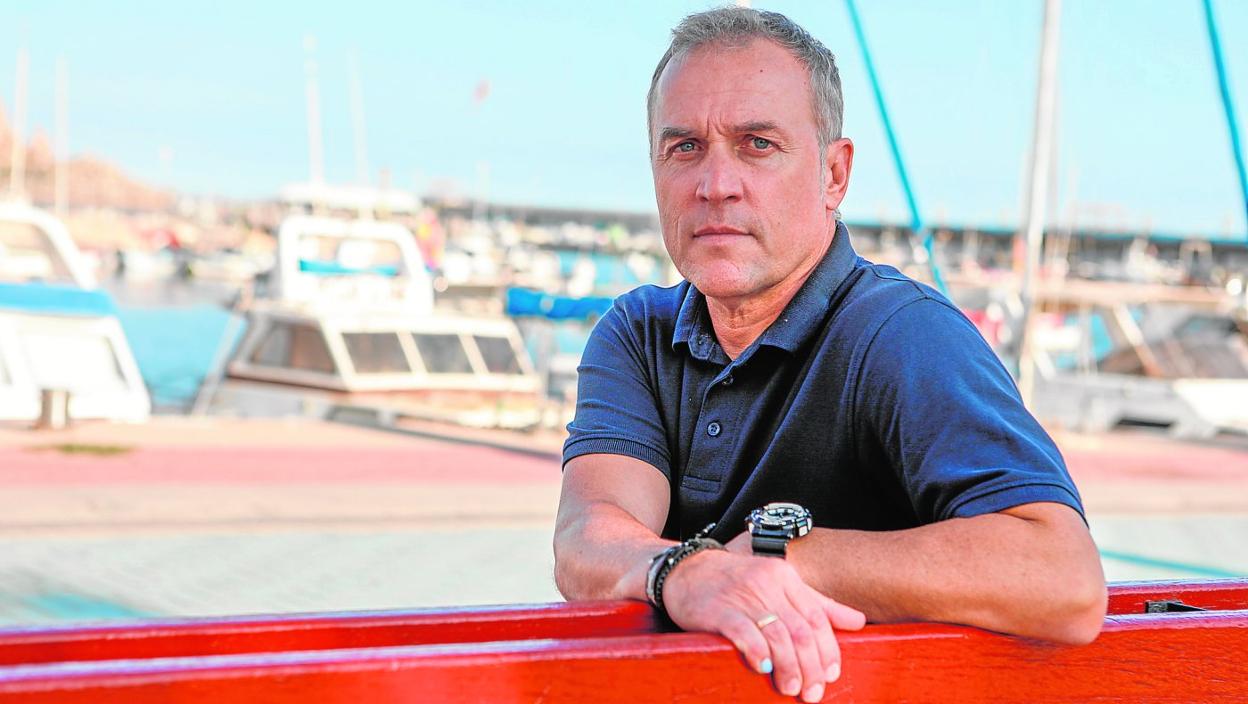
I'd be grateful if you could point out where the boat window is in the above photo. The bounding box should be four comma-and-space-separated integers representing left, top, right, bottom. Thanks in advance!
19, 331, 127, 392
0, 221, 77, 284
250, 322, 336, 374
343, 332, 411, 373
472, 335, 522, 375
411, 333, 474, 375
298, 235, 405, 277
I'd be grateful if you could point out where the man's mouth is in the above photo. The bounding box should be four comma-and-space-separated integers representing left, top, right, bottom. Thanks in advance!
693, 225, 749, 237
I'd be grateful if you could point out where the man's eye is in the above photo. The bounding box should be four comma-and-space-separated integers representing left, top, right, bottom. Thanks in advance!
675, 141, 696, 153
750, 137, 773, 150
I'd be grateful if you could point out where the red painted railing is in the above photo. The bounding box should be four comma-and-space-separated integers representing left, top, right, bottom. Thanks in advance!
0, 579, 1245, 702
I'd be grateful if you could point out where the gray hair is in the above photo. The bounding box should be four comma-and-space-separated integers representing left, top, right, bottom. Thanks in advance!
646, 6, 843, 152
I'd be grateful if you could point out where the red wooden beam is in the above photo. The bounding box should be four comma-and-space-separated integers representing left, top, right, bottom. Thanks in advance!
0, 601, 661, 666
0, 611, 1245, 702
3, 579, 1243, 668
1105, 578, 1248, 613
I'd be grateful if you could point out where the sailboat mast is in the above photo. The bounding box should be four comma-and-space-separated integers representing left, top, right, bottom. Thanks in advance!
1016, 0, 1063, 406
8, 48, 29, 199
54, 57, 69, 214
348, 51, 369, 186
304, 36, 325, 189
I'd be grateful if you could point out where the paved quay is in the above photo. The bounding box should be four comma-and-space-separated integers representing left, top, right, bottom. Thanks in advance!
0, 417, 567, 623
0, 418, 1244, 624
0, 417, 565, 534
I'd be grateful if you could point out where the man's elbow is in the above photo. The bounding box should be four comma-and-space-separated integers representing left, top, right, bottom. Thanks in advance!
553, 562, 578, 601
1041, 570, 1108, 646
551, 524, 584, 600
551, 519, 607, 601
552, 549, 590, 601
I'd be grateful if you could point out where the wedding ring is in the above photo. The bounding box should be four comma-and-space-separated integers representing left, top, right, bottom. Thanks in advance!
755, 613, 780, 629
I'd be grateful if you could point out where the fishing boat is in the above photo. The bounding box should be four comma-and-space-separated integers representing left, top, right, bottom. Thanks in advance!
0, 202, 150, 424
201, 213, 543, 429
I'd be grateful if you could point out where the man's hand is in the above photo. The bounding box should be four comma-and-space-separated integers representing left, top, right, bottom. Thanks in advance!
661, 538, 866, 703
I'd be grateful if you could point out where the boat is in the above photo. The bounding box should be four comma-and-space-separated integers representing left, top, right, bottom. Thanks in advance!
0, 202, 150, 424
201, 212, 543, 430
1015, 279, 1248, 439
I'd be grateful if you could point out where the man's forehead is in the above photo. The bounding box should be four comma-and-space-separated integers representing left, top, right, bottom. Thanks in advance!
658, 38, 807, 91
653, 39, 815, 133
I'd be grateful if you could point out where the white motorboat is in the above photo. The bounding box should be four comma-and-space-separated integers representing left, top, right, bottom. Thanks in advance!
203, 214, 543, 429
0, 202, 151, 423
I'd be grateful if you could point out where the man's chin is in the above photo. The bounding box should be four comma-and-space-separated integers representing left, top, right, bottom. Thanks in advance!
687, 272, 763, 300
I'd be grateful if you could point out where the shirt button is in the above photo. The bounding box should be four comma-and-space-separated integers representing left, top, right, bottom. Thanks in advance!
721, 376, 734, 386
707, 421, 722, 437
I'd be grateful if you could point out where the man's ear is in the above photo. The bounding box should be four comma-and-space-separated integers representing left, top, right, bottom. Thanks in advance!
824, 138, 854, 213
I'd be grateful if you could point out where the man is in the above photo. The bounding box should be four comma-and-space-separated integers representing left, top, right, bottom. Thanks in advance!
553, 7, 1106, 703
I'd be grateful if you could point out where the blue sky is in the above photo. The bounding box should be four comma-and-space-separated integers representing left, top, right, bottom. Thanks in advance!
2, 1, 1246, 237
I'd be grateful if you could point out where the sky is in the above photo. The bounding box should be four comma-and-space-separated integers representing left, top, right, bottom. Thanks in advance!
2, 0, 1246, 238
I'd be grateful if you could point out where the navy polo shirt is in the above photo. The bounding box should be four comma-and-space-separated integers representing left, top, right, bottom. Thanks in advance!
563, 224, 1083, 541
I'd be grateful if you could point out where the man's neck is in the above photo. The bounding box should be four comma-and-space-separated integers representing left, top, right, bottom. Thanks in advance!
704, 236, 832, 360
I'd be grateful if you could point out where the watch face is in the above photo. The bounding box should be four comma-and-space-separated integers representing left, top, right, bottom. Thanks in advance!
749, 502, 812, 533
755, 512, 793, 529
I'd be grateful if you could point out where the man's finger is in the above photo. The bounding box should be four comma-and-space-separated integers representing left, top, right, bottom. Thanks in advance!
791, 591, 841, 686
774, 603, 824, 702
720, 612, 773, 675
756, 605, 803, 698
824, 599, 867, 631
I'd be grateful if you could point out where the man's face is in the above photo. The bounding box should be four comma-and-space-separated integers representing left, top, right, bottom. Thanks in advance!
651, 39, 851, 303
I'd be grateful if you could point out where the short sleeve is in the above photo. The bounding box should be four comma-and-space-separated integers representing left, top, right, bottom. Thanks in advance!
854, 297, 1084, 522
562, 301, 672, 476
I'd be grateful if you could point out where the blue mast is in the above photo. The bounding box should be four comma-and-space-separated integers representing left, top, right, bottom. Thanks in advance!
844, 0, 949, 296
1201, 0, 1248, 240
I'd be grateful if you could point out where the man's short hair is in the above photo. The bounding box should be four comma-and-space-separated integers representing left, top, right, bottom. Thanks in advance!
646, 6, 844, 152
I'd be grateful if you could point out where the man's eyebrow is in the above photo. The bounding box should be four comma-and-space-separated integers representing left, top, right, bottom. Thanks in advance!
733, 120, 782, 135
656, 122, 785, 145
657, 127, 694, 143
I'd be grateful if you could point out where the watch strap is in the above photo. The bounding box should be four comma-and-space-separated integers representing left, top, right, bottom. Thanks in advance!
751, 534, 790, 557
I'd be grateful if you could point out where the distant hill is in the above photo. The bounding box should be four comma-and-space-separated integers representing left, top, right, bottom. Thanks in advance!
0, 101, 173, 212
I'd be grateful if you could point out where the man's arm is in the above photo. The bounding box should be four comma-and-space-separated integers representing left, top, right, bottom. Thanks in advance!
765, 501, 1107, 645
553, 453, 673, 601
814, 297, 1108, 642
554, 454, 865, 704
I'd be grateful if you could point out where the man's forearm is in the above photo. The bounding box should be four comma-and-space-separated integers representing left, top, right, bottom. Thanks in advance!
785, 504, 1106, 644
553, 501, 674, 601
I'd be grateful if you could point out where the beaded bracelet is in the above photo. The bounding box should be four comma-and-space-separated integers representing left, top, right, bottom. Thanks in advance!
645, 523, 723, 613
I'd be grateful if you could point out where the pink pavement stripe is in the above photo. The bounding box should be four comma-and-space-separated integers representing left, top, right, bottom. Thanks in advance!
2, 432, 1242, 488
0, 444, 561, 486
1057, 434, 1248, 482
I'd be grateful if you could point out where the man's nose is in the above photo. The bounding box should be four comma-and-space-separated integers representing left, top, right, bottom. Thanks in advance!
695, 147, 743, 203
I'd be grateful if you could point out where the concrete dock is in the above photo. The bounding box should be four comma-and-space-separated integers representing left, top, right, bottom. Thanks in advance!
0, 417, 1244, 624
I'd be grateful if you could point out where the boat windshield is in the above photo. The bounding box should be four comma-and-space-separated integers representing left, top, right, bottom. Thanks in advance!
297, 235, 406, 277
250, 322, 337, 374
0, 221, 78, 285
472, 335, 522, 375
342, 332, 411, 374
411, 333, 474, 375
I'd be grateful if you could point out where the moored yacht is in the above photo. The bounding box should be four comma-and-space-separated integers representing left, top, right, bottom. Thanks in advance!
203, 211, 543, 429
0, 202, 151, 424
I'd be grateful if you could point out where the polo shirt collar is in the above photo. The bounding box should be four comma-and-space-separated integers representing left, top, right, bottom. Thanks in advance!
672, 221, 859, 360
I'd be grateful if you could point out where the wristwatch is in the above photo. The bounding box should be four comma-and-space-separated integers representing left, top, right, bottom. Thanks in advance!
746, 502, 813, 557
